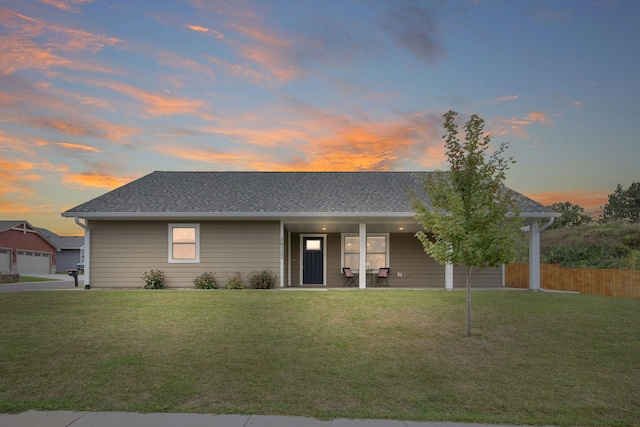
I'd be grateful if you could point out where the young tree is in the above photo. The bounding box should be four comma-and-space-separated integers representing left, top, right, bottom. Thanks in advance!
602, 182, 640, 224
546, 201, 592, 229
412, 110, 523, 336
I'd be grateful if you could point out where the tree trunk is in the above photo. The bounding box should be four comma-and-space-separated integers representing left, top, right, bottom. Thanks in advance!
466, 267, 472, 337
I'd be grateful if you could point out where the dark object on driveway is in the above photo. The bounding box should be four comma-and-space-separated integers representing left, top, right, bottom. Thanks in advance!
76, 263, 84, 272
67, 269, 78, 287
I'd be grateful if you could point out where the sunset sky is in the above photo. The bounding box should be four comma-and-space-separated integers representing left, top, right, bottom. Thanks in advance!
1, 0, 638, 235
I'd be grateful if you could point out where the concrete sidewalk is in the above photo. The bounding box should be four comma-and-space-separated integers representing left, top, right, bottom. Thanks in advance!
0, 411, 539, 427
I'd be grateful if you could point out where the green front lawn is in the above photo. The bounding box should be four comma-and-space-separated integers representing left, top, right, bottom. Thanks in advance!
0, 290, 638, 426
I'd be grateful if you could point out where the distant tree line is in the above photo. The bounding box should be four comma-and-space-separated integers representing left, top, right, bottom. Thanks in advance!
547, 181, 639, 228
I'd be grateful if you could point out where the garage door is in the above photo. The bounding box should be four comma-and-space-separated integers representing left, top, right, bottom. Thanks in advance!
17, 251, 51, 274
0, 249, 10, 274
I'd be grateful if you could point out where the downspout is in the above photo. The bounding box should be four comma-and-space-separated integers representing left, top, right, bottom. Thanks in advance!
74, 217, 90, 289
529, 217, 555, 291
539, 216, 555, 233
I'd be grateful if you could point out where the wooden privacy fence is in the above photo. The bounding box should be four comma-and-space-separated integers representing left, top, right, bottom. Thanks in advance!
506, 264, 640, 299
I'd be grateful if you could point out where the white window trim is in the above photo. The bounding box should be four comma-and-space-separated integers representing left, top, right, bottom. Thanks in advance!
340, 233, 389, 274
168, 223, 200, 263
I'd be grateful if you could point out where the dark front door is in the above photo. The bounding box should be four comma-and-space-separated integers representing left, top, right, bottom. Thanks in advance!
303, 237, 324, 285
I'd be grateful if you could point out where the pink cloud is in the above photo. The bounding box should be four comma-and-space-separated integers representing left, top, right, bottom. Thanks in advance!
187, 24, 224, 38
494, 95, 520, 102
0, 158, 39, 197
185, 3, 308, 85
38, 0, 93, 14
91, 79, 212, 119
61, 171, 136, 190
526, 190, 608, 216
524, 112, 552, 125
0, 7, 121, 74
55, 142, 103, 152
493, 111, 554, 139
20, 116, 138, 141
156, 105, 443, 171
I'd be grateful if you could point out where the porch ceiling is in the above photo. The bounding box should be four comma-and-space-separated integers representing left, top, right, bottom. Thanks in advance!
282, 217, 423, 234
282, 212, 557, 234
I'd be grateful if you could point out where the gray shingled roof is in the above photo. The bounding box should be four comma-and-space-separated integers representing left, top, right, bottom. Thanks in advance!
62, 171, 555, 218
0, 220, 25, 232
0, 221, 60, 250
37, 228, 84, 250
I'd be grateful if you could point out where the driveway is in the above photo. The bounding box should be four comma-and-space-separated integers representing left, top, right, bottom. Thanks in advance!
0, 274, 85, 293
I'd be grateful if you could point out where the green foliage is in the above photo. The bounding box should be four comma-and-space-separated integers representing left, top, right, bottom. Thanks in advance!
193, 272, 217, 289
225, 272, 245, 289
412, 111, 523, 271
247, 269, 277, 289
412, 111, 523, 336
546, 201, 592, 229
621, 250, 640, 270
542, 241, 631, 269
601, 182, 640, 224
141, 270, 164, 289
622, 226, 640, 249
539, 222, 640, 269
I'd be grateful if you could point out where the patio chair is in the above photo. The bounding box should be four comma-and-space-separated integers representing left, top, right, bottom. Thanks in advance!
343, 267, 357, 287
375, 267, 390, 287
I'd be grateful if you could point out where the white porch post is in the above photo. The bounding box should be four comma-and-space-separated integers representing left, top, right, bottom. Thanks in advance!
287, 230, 291, 287
445, 263, 454, 290
529, 221, 541, 291
74, 217, 90, 289
279, 220, 284, 287
359, 223, 367, 288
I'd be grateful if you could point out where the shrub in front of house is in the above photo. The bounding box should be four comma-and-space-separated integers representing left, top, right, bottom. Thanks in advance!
225, 272, 245, 289
193, 272, 217, 289
141, 270, 164, 289
248, 269, 277, 289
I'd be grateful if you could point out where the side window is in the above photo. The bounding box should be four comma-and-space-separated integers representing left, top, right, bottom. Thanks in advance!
169, 224, 200, 263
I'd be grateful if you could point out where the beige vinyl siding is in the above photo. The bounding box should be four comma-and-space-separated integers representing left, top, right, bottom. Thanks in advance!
389, 233, 444, 288
326, 234, 342, 286
390, 233, 502, 288
453, 265, 503, 288
89, 220, 280, 289
290, 234, 300, 285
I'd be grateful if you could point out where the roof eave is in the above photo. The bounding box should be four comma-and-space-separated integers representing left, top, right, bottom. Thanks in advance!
62, 210, 558, 221
62, 211, 418, 220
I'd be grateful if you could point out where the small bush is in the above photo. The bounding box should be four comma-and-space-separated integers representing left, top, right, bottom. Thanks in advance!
248, 269, 277, 289
193, 272, 217, 289
225, 272, 245, 289
141, 270, 164, 289
621, 249, 640, 270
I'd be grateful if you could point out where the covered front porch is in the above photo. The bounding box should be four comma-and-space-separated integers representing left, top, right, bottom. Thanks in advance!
278, 215, 549, 290
279, 217, 502, 289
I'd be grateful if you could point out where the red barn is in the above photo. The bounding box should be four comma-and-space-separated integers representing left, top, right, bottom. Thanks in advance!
0, 221, 59, 274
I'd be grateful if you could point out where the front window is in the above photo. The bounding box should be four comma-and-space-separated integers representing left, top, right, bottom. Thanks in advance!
342, 234, 389, 272
169, 224, 200, 263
